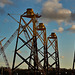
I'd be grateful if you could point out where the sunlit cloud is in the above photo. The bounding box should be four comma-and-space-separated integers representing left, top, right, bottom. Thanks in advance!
60, 56, 64, 59
17, 50, 21, 53
54, 27, 64, 33
66, 25, 75, 33
0, 2, 4, 7
41, 0, 75, 25
70, 25, 75, 29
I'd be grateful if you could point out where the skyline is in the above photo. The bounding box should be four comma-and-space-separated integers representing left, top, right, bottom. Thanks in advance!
0, 0, 75, 69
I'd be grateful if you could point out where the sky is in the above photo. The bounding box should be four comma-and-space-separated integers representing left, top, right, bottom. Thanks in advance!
0, 0, 75, 69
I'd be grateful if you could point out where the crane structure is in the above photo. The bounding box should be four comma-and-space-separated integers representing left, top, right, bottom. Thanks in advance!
0, 37, 10, 68
0, 37, 12, 75
0, 27, 18, 75
0, 28, 18, 67
0, 29, 18, 56
7, 8, 60, 75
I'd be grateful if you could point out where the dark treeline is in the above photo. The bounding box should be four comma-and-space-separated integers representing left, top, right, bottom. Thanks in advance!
0, 67, 75, 75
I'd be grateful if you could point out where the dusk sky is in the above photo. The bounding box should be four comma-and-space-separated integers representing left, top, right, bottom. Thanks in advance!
0, 0, 75, 69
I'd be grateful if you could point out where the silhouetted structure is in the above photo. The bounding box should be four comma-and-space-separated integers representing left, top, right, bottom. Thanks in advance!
73, 51, 75, 70
11, 8, 48, 75
47, 33, 60, 75
8, 8, 60, 75
72, 51, 75, 75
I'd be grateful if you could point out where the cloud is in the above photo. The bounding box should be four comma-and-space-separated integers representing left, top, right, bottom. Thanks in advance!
71, 13, 75, 21
54, 27, 64, 33
70, 25, 75, 30
17, 50, 21, 53
0, 0, 13, 15
41, 0, 74, 25
66, 25, 75, 33
60, 56, 64, 59
0, 0, 13, 7
22, 0, 42, 3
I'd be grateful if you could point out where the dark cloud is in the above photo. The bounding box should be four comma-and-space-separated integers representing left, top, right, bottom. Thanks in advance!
71, 13, 75, 21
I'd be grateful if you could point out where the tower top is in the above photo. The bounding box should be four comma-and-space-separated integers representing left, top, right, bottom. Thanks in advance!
48, 32, 57, 39
22, 8, 41, 18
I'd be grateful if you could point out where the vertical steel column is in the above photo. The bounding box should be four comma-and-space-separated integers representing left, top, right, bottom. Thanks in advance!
55, 39, 59, 75
72, 51, 75, 75
12, 15, 22, 75
43, 30, 48, 74
36, 23, 48, 75
73, 52, 75, 70
33, 17, 38, 73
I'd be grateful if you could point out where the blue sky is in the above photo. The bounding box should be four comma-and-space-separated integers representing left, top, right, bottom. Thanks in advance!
0, 0, 75, 69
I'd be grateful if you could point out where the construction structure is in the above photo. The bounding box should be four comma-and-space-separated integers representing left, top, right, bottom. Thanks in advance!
73, 51, 75, 70
47, 33, 59, 75
0, 38, 11, 75
7, 8, 60, 75
0, 37, 9, 68
72, 51, 75, 75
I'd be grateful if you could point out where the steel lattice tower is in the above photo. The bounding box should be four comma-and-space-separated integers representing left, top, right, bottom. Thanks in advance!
12, 8, 48, 75
10, 8, 60, 75
47, 33, 59, 75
